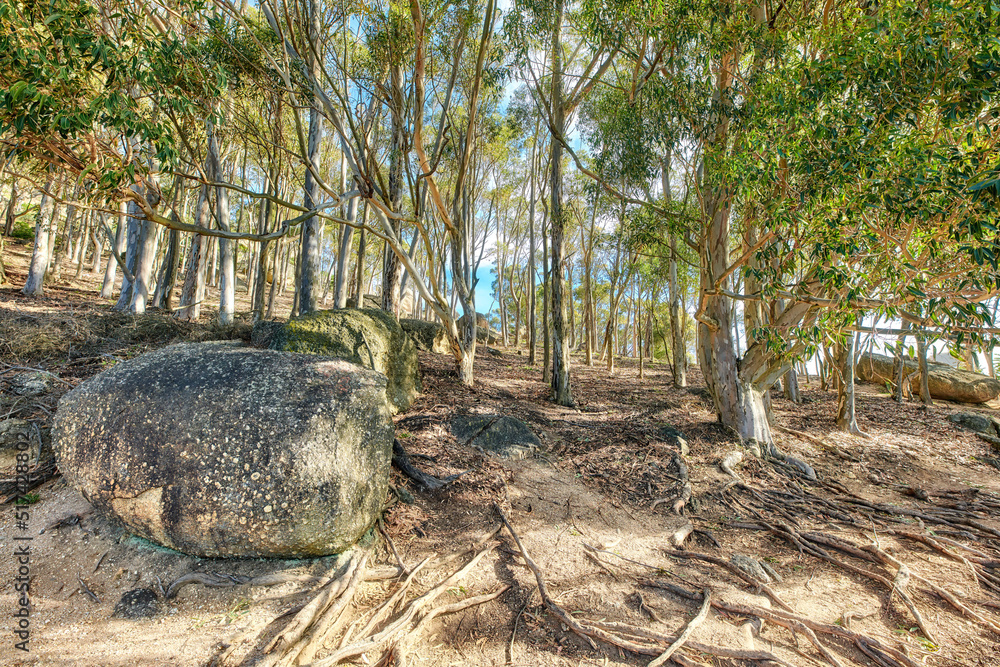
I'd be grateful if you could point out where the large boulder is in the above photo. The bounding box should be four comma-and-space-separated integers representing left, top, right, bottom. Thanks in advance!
857, 352, 1000, 404
265, 308, 421, 414
53, 343, 393, 558
400, 318, 450, 354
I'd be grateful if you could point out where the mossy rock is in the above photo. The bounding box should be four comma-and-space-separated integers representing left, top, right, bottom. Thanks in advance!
400, 319, 450, 355
269, 308, 421, 414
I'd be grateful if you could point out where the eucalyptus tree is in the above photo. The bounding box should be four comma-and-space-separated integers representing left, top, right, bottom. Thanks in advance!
506, 0, 618, 405
1, 0, 291, 314
218, 0, 508, 384
576, 0, 1000, 451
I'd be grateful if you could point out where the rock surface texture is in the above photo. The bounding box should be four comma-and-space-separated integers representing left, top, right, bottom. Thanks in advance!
400, 318, 450, 355
451, 414, 540, 460
457, 312, 500, 345
54, 343, 393, 558
856, 352, 1000, 404
264, 308, 420, 414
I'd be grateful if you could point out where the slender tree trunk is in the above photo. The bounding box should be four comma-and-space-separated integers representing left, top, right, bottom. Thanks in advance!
52, 187, 80, 282
381, 63, 406, 316
582, 205, 595, 366
115, 186, 156, 311
547, 0, 573, 406
265, 237, 279, 319
154, 228, 180, 311
568, 261, 575, 350
836, 333, 862, 434
209, 123, 236, 325
3, 179, 17, 236
21, 174, 55, 296
782, 368, 800, 402
669, 236, 687, 387
177, 185, 210, 321
128, 208, 159, 313
893, 325, 908, 402
917, 329, 932, 406
527, 136, 538, 365
334, 154, 357, 308
298, 0, 324, 316
354, 204, 367, 304
100, 204, 126, 298
90, 213, 104, 276
75, 213, 92, 278
541, 211, 551, 383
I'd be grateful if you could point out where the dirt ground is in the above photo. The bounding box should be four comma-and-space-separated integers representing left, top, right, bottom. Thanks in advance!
2, 242, 1000, 667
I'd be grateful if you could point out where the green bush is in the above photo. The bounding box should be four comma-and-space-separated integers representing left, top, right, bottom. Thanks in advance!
9, 208, 38, 241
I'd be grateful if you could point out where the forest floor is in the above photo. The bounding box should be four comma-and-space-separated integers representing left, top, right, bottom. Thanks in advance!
2, 241, 1000, 667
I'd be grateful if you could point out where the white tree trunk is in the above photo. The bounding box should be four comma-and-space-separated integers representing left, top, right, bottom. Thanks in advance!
22, 175, 55, 296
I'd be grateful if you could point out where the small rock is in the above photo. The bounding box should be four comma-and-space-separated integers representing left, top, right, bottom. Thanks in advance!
8, 373, 51, 397
113, 588, 160, 619
730, 554, 777, 583
451, 414, 540, 460
0, 418, 32, 450
948, 412, 995, 435
0, 419, 33, 468
659, 425, 689, 454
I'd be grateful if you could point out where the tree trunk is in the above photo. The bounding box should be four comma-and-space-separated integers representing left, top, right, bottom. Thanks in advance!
177, 185, 211, 321
75, 213, 92, 278
202, 123, 235, 324
52, 188, 80, 282
3, 179, 17, 236
334, 154, 357, 308
541, 210, 551, 383
114, 189, 153, 311
893, 326, 908, 403
128, 209, 159, 313
381, 62, 406, 317
155, 228, 180, 311
21, 174, 55, 296
100, 204, 126, 298
547, 0, 573, 406
782, 368, 801, 402
265, 237, 279, 319
527, 135, 538, 365
354, 204, 367, 304
917, 329, 932, 406
835, 335, 862, 434
582, 203, 595, 366
298, 103, 323, 315
669, 236, 687, 387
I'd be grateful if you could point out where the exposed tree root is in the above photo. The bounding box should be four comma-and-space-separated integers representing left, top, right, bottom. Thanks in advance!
721, 481, 1000, 645
213, 524, 507, 667
497, 504, 793, 666
310, 547, 503, 666
665, 549, 794, 612
392, 437, 468, 491
642, 579, 920, 667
